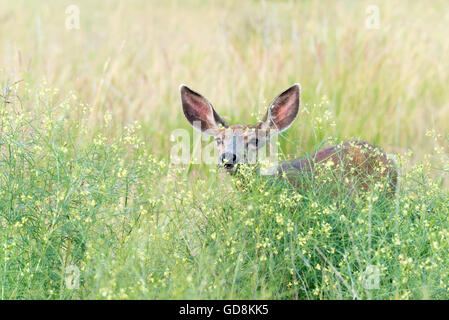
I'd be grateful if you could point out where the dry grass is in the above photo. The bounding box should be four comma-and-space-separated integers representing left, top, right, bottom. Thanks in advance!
1, 0, 448, 161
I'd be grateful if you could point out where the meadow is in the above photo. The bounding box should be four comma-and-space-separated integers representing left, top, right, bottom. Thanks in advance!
0, 0, 448, 299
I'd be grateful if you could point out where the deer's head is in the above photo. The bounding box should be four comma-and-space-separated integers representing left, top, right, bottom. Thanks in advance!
180, 84, 301, 173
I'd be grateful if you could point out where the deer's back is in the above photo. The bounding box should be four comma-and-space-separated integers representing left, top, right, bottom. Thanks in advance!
278, 140, 398, 195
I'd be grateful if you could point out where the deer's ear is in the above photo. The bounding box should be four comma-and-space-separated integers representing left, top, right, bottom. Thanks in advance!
259, 84, 301, 133
180, 85, 228, 134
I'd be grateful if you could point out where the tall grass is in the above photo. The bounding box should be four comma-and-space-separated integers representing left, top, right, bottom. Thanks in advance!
0, 0, 448, 299
1, 84, 448, 299
1, 0, 449, 158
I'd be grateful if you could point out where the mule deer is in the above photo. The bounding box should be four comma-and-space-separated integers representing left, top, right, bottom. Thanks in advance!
180, 84, 397, 195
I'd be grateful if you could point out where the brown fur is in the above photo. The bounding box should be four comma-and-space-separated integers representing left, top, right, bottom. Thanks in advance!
277, 140, 397, 195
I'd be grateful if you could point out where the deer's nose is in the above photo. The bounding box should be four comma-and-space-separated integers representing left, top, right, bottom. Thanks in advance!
220, 153, 237, 167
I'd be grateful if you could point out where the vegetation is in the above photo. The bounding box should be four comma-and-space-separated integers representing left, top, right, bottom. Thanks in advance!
0, 0, 448, 299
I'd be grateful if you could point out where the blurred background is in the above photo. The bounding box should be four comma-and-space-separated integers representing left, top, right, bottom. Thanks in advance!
1, 0, 448, 164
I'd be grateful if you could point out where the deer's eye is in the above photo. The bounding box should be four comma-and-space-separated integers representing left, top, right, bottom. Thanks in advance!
249, 138, 259, 147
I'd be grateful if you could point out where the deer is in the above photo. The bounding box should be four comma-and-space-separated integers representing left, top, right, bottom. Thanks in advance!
180, 83, 398, 196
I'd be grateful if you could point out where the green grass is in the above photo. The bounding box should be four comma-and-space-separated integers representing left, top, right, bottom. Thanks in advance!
1, 88, 448, 299
0, 0, 449, 299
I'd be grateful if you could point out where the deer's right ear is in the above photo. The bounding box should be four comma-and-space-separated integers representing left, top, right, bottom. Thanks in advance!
180, 85, 228, 134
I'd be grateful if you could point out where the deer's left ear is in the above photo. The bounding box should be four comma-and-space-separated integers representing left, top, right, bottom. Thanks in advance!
259, 84, 301, 133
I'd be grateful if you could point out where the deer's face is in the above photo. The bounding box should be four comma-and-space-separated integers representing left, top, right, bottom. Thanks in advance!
212, 126, 270, 173
180, 84, 301, 173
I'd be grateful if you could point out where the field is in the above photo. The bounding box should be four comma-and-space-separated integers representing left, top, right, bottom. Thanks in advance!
0, 0, 448, 299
